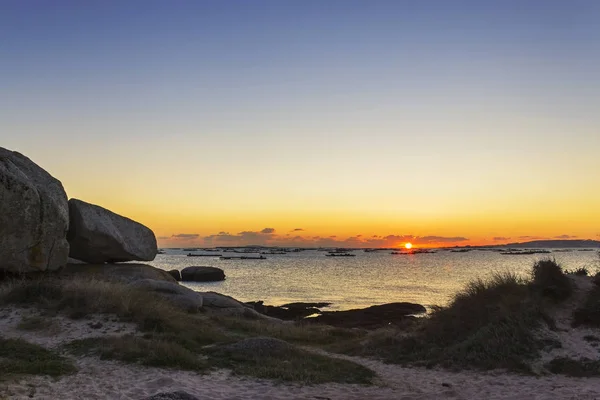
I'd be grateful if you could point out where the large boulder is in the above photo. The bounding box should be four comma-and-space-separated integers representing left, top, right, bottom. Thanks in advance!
199, 291, 246, 308
67, 199, 157, 263
0, 148, 70, 273
60, 263, 176, 283
181, 266, 225, 282
129, 279, 203, 312
309, 302, 426, 329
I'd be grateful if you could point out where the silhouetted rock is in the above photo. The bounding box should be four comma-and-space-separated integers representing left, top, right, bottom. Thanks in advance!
129, 279, 203, 312
167, 269, 182, 281
310, 302, 426, 329
67, 198, 157, 263
201, 291, 246, 308
245, 301, 331, 320
181, 266, 225, 282
0, 147, 70, 273
60, 263, 176, 283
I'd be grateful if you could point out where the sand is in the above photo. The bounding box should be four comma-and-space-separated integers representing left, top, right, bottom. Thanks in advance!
3, 277, 600, 400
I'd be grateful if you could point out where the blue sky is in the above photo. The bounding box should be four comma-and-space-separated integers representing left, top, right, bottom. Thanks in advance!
2, 1, 599, 246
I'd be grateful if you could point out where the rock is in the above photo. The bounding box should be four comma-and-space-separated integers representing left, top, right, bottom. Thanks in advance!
200, 291, 246, 308
67, 198, 157, 263
60, 263, 176, 283
144, 392, 199, 400
310, 302, 426, 329
212, 306, 283, 323
0, 148, 70, 273
221, 337, 293, 356
181, 266, 225, 282
245, 301, 323, 320
167, 269, 182, 281
129, 279, 203, 312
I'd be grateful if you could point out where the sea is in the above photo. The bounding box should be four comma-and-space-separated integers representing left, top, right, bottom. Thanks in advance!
147, 248, 600, 311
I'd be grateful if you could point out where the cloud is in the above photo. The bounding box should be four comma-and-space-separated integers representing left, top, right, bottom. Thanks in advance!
167, 227, 473, 248
518, 235, 546, 240
554, 234, 578, 239
171, 233, 200, 239
493, 236, 511, 241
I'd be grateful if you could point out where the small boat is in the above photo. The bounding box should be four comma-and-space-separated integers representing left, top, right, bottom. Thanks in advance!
220, 255, 267, 260
391, 250, 435, 255
325, 253, 356, 257
187, 253, 222, 257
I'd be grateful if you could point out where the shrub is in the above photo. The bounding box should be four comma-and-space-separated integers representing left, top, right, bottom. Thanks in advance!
573, 285, 600, 327
546, 357, 600, 377
347, 272, 548, 372
531, 259, 572, 301
0, 337, 76, 377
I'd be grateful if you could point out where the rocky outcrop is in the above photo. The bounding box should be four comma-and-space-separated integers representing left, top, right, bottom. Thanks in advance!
60, 263, 176, 283
129, 279, 203, 312
181, 266, 225, 282
200, 291, 246, 308
0, 148, 70, 273
309, 302, 426, 329
67, 199, 157, 263
167, 269, 182, 281
245, 301, 329, 320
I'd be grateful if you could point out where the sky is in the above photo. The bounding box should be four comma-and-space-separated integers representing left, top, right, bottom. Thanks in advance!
2, 1, 600, 248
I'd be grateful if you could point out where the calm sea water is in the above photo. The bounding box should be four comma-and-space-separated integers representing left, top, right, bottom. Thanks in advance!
146, 249, 599, 311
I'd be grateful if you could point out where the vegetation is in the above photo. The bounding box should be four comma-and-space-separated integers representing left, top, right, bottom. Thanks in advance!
341, 260, 576, 373
531, 259, 573, 301
67, 336, 209, 372
546, 357, 600, 377
208, 342, 374, 384
0, 258, 586, 379
0, 337, 75, 378
573, 284, 600, 327
0, 276, 372, 384
17, 315, 59, 332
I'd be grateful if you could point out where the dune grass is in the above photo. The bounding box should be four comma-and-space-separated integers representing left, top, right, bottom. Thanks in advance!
546, 357, 600, 377
341, 260, 573, 373
0, 337, 76, 378
66, 335, 209, 372
0, 276, 374, 384
0, 258, 577, 377
208, 343, 374, 384
572, 284, 600, 327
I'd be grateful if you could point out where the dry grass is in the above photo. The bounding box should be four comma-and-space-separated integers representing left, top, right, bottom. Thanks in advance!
0, 276, 374, 384
0, 337, 76, 378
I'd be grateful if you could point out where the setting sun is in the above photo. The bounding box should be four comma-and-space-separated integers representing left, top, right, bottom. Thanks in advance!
405, 243, 413, 249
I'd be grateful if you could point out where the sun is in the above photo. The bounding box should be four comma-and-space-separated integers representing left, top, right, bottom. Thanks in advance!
405, 242, 413, 249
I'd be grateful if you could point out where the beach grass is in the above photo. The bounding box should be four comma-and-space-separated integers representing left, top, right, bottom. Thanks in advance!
546, 357, 600, 377
341, 260, 572, 372
572, 284, 600, 327
66, 335, 209, 372
0, 276, 375, 384
208, 343, 374, 384
0, 337, 76, 378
